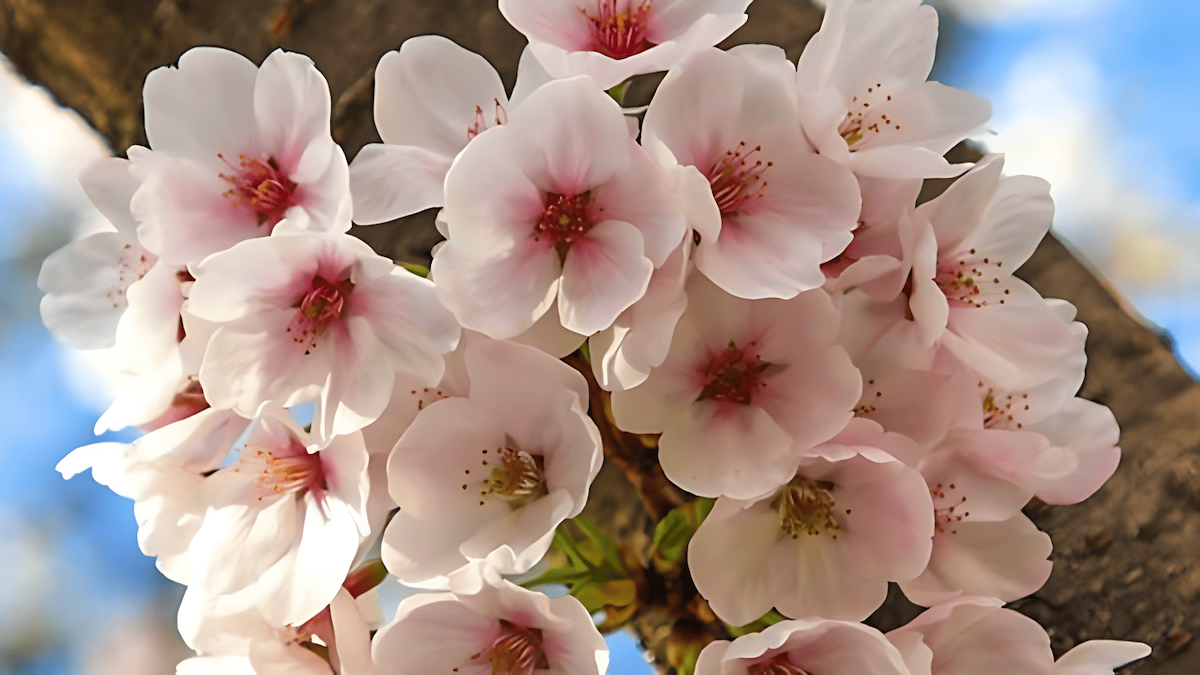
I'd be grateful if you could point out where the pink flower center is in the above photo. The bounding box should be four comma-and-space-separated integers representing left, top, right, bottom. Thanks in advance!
706, 143, 771, 216
240, 442, 327, 500
218, 153, 299, 227
287, 275, 353, 355
534, 191, 595, 261
697, 340, 774, 405
748, 655, 812, 675
930, 482, 969, 535
773, 477, 840, 540
582, 0, 653, 60
469, 621, 548, 675
467, 98, 509, 141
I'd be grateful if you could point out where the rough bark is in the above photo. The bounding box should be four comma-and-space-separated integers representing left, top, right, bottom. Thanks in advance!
2, 0, 1196, 672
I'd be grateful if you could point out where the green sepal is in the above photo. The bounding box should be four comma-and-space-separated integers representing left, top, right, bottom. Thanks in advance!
400, 262, 430, 278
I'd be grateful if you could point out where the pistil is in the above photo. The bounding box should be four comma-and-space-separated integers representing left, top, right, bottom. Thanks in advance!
533, 191, 595, 261
218, 153, 298, 226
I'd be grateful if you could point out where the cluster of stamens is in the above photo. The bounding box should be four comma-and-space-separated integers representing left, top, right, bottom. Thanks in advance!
930, 482, 969, 535
108, 243, 152, 309
237, 444, 326, 500
980, 385, 1030, 430
706, 142, 772, 216
464, 621, 548, 675
697, 340, 776, 405
773, 477, 841, 539
463, 446, 548, 510
533, 191, 595, 261
582, 0, 653, 60
839, 83, 901, 147
466, 98, 509, 141
217, 153, 298, 226
747, 654, 812, 675
934, 249, 1009, 308
287, 275, 353, 355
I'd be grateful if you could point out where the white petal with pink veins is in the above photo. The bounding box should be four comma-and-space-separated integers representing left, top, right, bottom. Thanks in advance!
558, 219, 653, 335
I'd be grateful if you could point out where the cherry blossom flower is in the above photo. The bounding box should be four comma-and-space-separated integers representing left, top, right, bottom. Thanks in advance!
371, 564, 608, 675
499, 0, 753, 89
892, 155, 1087, 393
130, 48, 351, 266
689, 419, 932, 624
643, 45, 861, 299
349, 37, 555, 225
382, 334, 602, 585
432, 75, 686, 337
59, 406, 371, 627
795, 0, 991, 179
188, 232, 460, 445
610, 274, 860, 499
887, 597, 1151, 675
695, 617, 911, 675
39, 157, 153, 349
177, 587, 374, 675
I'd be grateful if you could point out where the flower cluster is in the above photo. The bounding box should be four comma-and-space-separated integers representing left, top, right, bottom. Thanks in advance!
43, 0, 1152, 673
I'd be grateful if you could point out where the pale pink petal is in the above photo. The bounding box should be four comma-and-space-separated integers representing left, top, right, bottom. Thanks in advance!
901, 514, 1052, 607
349, 143, 452, 224
558, 219, 653, 335
659, 401, 796, 499
142, 47, 261, 160
688, 498, 786, 626
919, 154, 1005, 253
374, 36, 508, 154
253, 50, 334, 180
1055, 641, 1152, 674
431, 239, 560, 340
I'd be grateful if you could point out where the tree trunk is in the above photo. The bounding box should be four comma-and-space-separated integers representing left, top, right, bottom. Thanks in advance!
3, 0, 1196, 671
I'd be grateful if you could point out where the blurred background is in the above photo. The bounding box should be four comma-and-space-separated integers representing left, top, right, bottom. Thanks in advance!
0, 0, 1195, 672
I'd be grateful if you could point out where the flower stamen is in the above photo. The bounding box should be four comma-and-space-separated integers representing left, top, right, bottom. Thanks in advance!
218, 153, 298, 226
706, 142, 771, 216
479, 446, 548, 510
468, 620, 549, 675
582, 0, 653, 60
773, 477, 840, 539
533, 191, 595, 262
697, 340, 776, 405
748, 654, 812, 675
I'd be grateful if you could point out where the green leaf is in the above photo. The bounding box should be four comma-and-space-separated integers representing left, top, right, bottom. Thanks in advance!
573, 514, 626, 574
606, 80, 631, 105
578, 340, 591, 364
651, 498, 716, 571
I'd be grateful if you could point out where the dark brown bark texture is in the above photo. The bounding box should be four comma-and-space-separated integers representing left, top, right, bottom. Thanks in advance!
2, 0, 1196, 672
